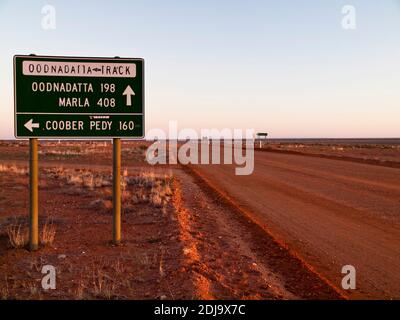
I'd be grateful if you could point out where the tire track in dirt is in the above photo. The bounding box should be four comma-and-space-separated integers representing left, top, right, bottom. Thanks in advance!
172, 174, 289, 299
173, 168, 343, 299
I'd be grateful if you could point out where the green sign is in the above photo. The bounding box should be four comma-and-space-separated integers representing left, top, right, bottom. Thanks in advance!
14, 55, 144, 138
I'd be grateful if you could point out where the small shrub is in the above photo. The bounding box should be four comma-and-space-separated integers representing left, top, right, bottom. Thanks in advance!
7, 224, 28, 248
93, 270, 115, 299
40, 220, 56, 246
0, 164, 28, 175
150, 192, 163, 207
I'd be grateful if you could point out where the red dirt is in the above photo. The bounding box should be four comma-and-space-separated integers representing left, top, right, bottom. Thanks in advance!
0, 141, 344, 299
173, 168, 342, 299
258, 147, 400, 169
191, 149, 400, 299
0, 164, 194, 299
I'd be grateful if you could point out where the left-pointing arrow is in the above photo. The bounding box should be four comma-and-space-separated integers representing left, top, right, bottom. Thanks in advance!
24, 119, 40, 132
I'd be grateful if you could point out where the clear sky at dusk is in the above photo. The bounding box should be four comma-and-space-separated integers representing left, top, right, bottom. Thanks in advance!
0, 0, 399, 139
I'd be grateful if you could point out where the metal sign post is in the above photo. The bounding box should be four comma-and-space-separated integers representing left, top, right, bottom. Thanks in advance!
256, 132, 268, 149
29, 138, 39, 251
113, 138, 121, 245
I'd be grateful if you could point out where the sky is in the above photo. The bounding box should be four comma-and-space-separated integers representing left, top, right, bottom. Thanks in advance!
0, 0, 399, 139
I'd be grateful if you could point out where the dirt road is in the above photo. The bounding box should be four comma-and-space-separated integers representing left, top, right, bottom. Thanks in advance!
191, 149, 400, 299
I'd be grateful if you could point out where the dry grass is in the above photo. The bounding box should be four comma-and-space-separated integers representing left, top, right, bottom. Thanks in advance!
40, 144, 113, 157
6, 218, 56, 248
40, 219, 56, 246
159, 248, 165, 278
0, 277, 9, 300
46, 167, 172, 197
45, 167, 174, 215
88, 199, 113, 212
70, 259, 128, 300
125, 171, 174, 208
6, 224, 28, 248
45, 167, 112, 189
28, 283, 39, 296
74, 278, 86, 300
112, 259, 125, 275
93, 270, 115, 299
66, 172, 111, 189
40, 148, 82, 156
0, 288, 9, 300
150, 183, 173, 207
0, 164, 28, 175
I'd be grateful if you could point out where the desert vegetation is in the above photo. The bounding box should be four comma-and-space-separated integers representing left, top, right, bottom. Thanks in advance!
0, 164, 174, 250
40, 219, 57, 246
0, 157, 181, 300
0, 164, 28, 175
3, 217, 56, 249
6, 223, 29, 248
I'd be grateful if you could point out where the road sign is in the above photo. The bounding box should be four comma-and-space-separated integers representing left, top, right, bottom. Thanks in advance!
256, 133, 268, 137
14, 55, 144, 138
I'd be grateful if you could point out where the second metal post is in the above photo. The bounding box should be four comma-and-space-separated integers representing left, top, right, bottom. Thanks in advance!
29, 138, 39, 251
113, 138, 121, 244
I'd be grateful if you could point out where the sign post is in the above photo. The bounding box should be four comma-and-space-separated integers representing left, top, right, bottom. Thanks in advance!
256, 132, 268, 149
14, 55, 144, 247
113, 138, 121, 245
29, 138, 39, 251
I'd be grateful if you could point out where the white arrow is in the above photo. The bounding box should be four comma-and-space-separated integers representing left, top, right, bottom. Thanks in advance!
24, 119, 39, 132
122, 85, 135, 106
